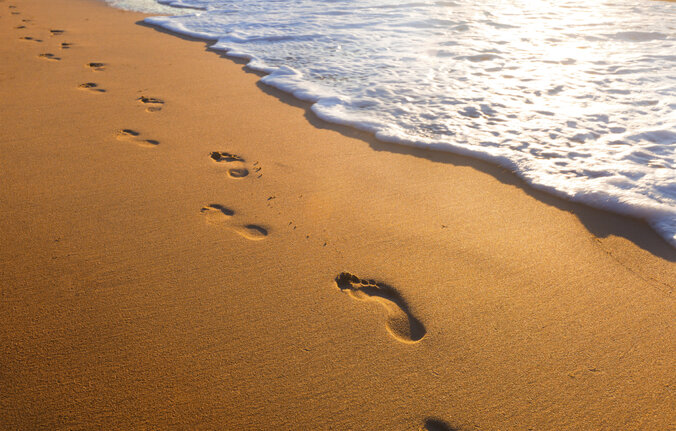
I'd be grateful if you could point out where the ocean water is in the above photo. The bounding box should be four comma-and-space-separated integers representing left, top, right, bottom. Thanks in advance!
106, 0, 676, 247
103, 0, 177, 13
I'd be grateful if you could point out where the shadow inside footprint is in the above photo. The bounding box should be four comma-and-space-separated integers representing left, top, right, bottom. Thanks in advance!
61, 42, 72, 49
236, 224, 268, 240
137, 95, 164, 112
210, 151, 244, 162
423, 419, 461, 431
227, 168, 249, 178
78, 82, 105, 93
201, 205, 268, 241
116, 129, 159, 147
50, 29, 64, 35
86, 62, 105, 71
38, 53, 60, 61
138, 96, 163, 104
335, 272, 426, 343
201, 204, 235, 224
210, 151, 250, 178
118, 129, 139, 138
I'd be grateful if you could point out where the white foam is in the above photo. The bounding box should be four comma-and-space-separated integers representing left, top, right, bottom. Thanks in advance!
102, 0, 176, 13
113, 0, 676, 247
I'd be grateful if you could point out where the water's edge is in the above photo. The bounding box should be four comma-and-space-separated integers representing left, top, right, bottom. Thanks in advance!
103, 0, 676, 251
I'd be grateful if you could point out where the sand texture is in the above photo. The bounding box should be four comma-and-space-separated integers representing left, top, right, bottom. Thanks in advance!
0, 0, 674, 429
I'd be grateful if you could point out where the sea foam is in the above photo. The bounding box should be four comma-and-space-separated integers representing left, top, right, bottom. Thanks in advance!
111, 0, 676, 247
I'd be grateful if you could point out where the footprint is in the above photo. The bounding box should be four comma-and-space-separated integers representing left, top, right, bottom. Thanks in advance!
38, 53, 60, 61
335, 272, 426, 343
61, 42, 73, 49
209, 151, 250, 179
78, 82, 105, 93
137, 95, 164, 112
19, 36, 41, 42
200, 204, 268, 241
210, 151, 244, 162
50, 29, 64, 35
422, 419, 459, 431
86, 62, 105, 71
116, 129, 159, 148
236, 224, 268, 240
200, 204, 234, 224
117, 129, 140, 139
15, 25, 26, 29
227, 168, 249, 178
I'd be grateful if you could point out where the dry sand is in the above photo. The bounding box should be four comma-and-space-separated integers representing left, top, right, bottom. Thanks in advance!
0, 0, 674, 429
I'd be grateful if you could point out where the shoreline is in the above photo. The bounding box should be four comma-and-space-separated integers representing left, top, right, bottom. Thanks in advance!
142, 19, 676, 260
1, 0, 674, 429
141, 3, 676, 251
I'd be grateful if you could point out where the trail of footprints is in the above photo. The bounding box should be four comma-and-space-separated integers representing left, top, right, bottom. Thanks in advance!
114, 95, 166, 143
9, 10, 164, 147
7, 1, 430, 347
9, 0, 427, 356
3, 5, 447, 425
12, 12, 72, 57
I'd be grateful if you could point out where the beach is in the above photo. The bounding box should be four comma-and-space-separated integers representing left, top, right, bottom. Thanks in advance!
0, 0, 674, 428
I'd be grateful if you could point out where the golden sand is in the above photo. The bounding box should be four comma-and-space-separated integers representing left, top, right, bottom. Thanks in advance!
1, 0, 674, 428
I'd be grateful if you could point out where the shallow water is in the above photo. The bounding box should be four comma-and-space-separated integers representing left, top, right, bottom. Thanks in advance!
106, 0, 676, 247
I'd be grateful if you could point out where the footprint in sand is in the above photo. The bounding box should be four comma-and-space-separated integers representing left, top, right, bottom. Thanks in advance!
38, 53, 60, 61
200, 204, 268, 241
50, 29, 65, 36
86, 62, 105, 71
209, 151, 254, 179
116, 129, 159, 147
60, 42, 73, 49
15, 25, 26, 29
137, 95, 164, 112
78, 82, 105, 93
335, 272, 426, 343
421, 419, 459, 431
